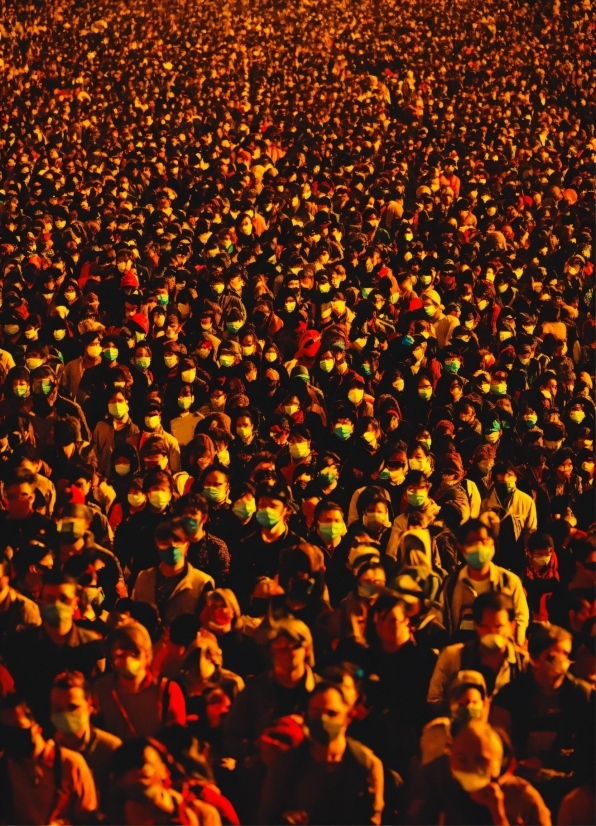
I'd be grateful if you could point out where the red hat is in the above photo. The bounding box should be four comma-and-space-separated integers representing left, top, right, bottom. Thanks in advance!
120, 270, 140, 288
296, 329, 321, 359
130, 313, 149, 335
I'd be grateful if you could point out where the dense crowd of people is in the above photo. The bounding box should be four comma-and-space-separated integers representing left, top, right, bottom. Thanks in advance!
0, 0, 594, 822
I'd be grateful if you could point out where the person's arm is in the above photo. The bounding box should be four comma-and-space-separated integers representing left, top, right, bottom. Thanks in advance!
427, 646, 458, 706
164, 680, 186, 726
222, 681, 255, 761
66, 749, 99, 825
510, 575, 530, 644
167, 434, 182, 473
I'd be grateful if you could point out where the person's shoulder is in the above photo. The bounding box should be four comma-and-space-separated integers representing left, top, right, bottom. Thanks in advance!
91, 726, 122, 752
345, 737, 378, 769
74, 624, 103, 645
57, 741, 96, 780
563, 672, 594, 702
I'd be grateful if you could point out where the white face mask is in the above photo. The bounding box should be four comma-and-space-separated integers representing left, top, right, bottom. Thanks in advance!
451, 770, 492, 794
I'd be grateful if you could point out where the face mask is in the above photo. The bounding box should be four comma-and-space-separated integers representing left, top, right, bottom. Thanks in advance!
86, 344, 102, 359
108, 401, 128, 419
289, 441, 310, 460
407, 489, 428, 507
102, 347, 118, 363
182, 516, 200, 535
59, 519, 86, 543
452, 770, 491, 794
418, 438, 432, 450
424, 305, 436, 317
477, 299, 488, 311
145, 415, 160, 431
533, 554, 552, 568
464, 542, 495, 569
41, 602, 73, 628
362, 512, 390, 531
177, 304, 190, 318
14, 384, 30, 398
420, 275, 432, 285
318, 522, 345, 541
498, 331, 512, 341
241, 345, 256, 357
54, 329, 66, 341
485, 431, 500, 443
495, 479, 516, 499
284, 403, 299, 416
348, 389, 364, 404
148, 490, 171, 510
164, 355, 178, 369
256, 507, 283, 528
362, 431, 376, 445
451, 704, 484, 725
51, 710, 86, 735
211, 395, 225, 409
393, 378, 405, 392
159, 545, 185, 566
233, 499, 256, 521
220, 354, 235, 367
334, 423, 353, 440
237, 425, 253, 440
156, 294, 169, 306
444, 360, 460, 373
418, 387, 432, 401
217, 448, 230, 466
319, 358, 334, 373
212, 283, 225, 294
569, 410, 585, 424
358, 581, 381, 600
203, 486, 227, 504
480, 633, 507, 651
227, 321, 243, 334
265, 351, 277, 362
4, 324, 19, 336
26, 357, 43, 371
308, 716, 343, 745
33, 378, 54, 396
523, 415, 537, 428
0, 726, 36, 759
114, 462, 130, 476
132, 356, 150, 371
180, 369, 196, 384
491, 382, 507, 396
115, 656, 144, 680
128, 492, 145, 509
464, 319, 475, 329
581, 461, 595, 473
25, 329, 38, 340
409, 458, 429, 473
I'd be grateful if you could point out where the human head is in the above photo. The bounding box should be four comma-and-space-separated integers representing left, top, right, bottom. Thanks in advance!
50, 671, 93, 738
528, 623, 573, 690
449, 721, 503, 793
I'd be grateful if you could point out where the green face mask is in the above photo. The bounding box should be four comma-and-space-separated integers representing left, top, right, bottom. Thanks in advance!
135, 357, 151, 370
203, 486, 227, 504
319, 467, 338, 484
318, 521, 345, 541
227, 321, 243, 333
319, 358, 334, 373
102, 347, 118, 362
334, 424, 353, 440
220, 354, 235, 367
418, 387, 432, 401
256, 507, 282, 528
178, 396, 193, 410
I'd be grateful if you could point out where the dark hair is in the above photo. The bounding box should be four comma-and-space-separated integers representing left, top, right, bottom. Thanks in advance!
527, 532, 555, 552
176, 492, 209, 516
51, 670, 90, 698
4, 467, 36, 488
527, 623, 572, 659
472, 592, 514, 625
142, 469, 174, 493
